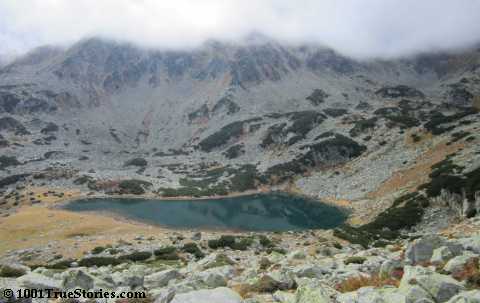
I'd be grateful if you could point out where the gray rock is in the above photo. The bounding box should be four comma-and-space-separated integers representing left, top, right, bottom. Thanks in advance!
61, 269, 95, 290
193, 270, 228, 288
446, 290, 480, 303
17, 273, 61, 290
405, 235, 447, 265
170, 287, 242, 303
400, 266, 464, 303
291, 283, 334, 303
431, 247, 455, 265
111, 270, 144, 288
153, 288, 176, 303
459, 236, 480, 254
444, 254, 478, 275
292, 264, 327, 279
379, 259, 403, 280
145, 269, 182, 289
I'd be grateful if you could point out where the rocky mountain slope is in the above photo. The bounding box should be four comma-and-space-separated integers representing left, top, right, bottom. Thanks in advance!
0, 37, 480, 227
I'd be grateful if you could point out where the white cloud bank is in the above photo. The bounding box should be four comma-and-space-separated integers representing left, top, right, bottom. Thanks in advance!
1, 0, 480, 59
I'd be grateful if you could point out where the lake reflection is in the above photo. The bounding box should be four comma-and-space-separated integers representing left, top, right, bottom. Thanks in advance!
63, 193, 347, 231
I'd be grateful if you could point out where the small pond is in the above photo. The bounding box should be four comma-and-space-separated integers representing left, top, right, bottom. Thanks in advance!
63, 193, 347, 232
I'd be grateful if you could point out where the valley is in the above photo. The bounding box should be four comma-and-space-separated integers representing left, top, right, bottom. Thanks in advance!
1, 37, 480, 303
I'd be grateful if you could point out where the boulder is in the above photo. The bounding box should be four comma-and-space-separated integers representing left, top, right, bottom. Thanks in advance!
111, 270, 144, 288
17, 272, 61, 290
292, 284, 334, 303
61, 269, 95, 290
444, 254, 479, 275
446, 290, 480, 303
170, 287, 242, 303
379, 259, 403, 280
339, 286, 406, 303
145, 269, 181, 289
405, 235, 447, 265
292, 264, 327, 279
152, 288, 176, 303
193, 268, 229, 288
400, 266, 464, 303
431, 247, 455, 266
459, 236, 480, 254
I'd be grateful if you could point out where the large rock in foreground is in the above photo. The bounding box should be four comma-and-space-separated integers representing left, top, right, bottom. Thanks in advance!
170, 287, 242, 303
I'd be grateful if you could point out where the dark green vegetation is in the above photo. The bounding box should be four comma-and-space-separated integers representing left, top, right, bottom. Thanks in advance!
198, 119, 261, 152
124, 157, 148, 167
375, 85, 425, 99
324, 108, 348, 117
119, 251, 152, 262
349, 117, 378, 137
424, 107, 477, 135
336, 152, 480, 247
261, 111, 325, 148
419, 156, 480, 201
208, 235, 254, 251
154, 246, 180, 260
0, 116, 29, 135
118, 179, 152, 195
159, 165, 261, 197
264, 134, 366, 184
373, 107, 420, 129
0, 173, 30, 188
212, 96, 240, 115
182, 243, 205, 259
78, 257, 122, 267
306, 89, 329, 105
223, 144, 245, 159
0, 265, 26, 277
188, 104, 209, 122
40, 122, 59, 134
0, 155, 20, 169
63, 193, 347, 231
334, 192, 429, 248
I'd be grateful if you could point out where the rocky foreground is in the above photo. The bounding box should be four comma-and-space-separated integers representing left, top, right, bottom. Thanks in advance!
2, 216, 480, 303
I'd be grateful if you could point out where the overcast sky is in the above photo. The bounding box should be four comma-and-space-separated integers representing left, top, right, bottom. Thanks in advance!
1, 0, 480, 60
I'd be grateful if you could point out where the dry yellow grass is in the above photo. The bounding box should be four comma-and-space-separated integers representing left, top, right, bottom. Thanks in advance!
335, 274, 400, 293
0, 187, 168, 259
367, 139, 465, 199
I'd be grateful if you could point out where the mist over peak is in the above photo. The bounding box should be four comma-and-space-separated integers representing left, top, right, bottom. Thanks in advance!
1, 0, 480, 60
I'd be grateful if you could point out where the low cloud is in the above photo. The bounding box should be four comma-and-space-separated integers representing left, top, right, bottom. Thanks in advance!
1, 0, 480, 59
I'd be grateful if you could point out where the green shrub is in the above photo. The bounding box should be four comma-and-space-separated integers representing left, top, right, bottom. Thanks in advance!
78, 257, 122, 267
208, 235, 254, 251
0, 265, 27, 277
344, 256, 367, 265
0, 155, 21, 169
182, 243, 205, 259
118, 179, 152, 195
154, 246, 180, 260
198, 121, 245, 152
259, 235, 273, 248
91, 246, 106, 255
47, 259, 73, 270
204, 253, 235, 269
119, 251, 152, 262
306, 89, 329, 106
124, 158, 148, 167
349, 118, 378, 137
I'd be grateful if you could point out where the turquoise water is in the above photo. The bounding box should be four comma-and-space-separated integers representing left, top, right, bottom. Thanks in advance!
63, 193, 347, 231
